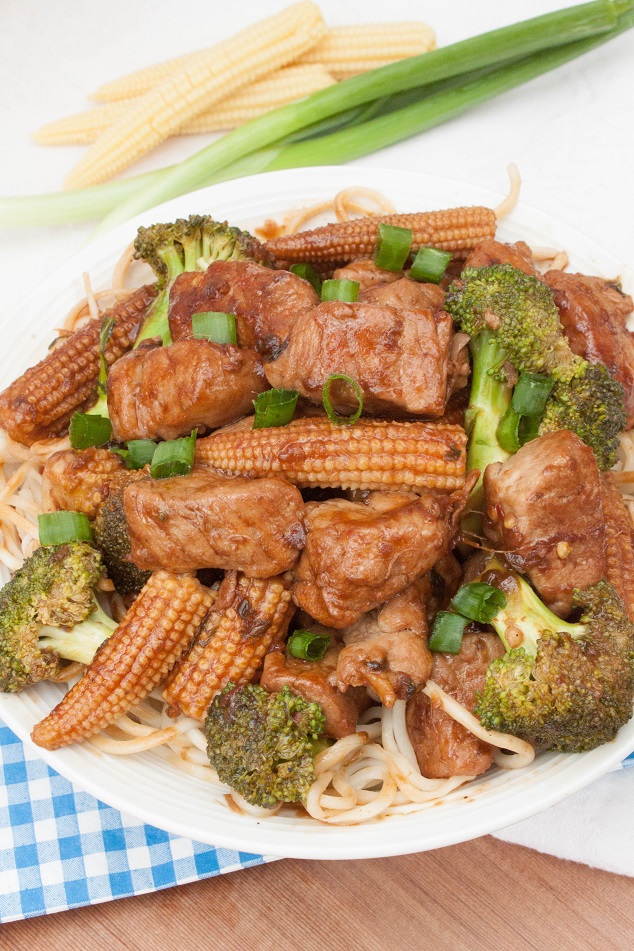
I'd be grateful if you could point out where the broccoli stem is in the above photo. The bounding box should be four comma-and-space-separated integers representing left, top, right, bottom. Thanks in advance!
38, 597, 117, 666
463, 330, 513, 534
489, 571, 584, 654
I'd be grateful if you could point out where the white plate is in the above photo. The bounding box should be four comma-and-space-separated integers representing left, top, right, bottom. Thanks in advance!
1, 166, 633, 860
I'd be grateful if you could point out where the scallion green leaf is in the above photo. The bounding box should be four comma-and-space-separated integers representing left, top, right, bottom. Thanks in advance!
322, 374, 363, 426
450, 582, 507, 624
111, 439, 157, 470
150, 430, 197, 479
428, 612, 468, 654
191, 311, 237, 345
69, 412, 112, 450
97, 315, 115, 395
38, 511, 92, 546
496, 404, 522, 454
287, 629, 331, 661
320, 279, 359, 303
410, 247, 452, 283
511, 372, 554, 416
253, 388, 299, 429
290, 262, 322, 295
374, 223, 412, 272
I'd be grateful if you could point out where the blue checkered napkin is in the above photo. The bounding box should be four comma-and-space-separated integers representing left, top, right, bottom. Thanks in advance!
0, 720, 270, 924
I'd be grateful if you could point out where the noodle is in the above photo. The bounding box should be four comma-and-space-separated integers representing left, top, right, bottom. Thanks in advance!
258, 186, 397, 239
494, 163, 521, 219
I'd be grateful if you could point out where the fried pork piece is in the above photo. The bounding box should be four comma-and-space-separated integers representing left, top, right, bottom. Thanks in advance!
124, 468, 306, 577
601, 472, 634, 621
463, 238, 540, 276
483, 431, 605, 616
0, 285, 156, 447
43, 447, 148, 520
107, 337, 266, 441
336, 584, 432, 707
264, 300, 452, 417
261, 640, 362, 739
168, 260, 318, 356
292, 484, 473, 628
31, 572, 215, 751
406, 633, 505, 778
163, 571, 294, 721
360, 275, 445, 312
544, 270, 634, 427
332, 258, 403, 292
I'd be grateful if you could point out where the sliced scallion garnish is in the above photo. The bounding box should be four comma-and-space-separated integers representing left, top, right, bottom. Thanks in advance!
496, 404, 522, 453
322, 373, 363, 426
38, 511, 92, 547
69, 412, 112, 450
511, 372, 554, 417
252, 388, 299, 430
290, 262, 322, 295
409, 247, 452, 283
374, 223, 412, 272
191, 311, 237, 345
287, 629, 331, 661
450, 582, 507, 624
428, 612, 469, 654
320, 279, 360, 303
150, 430, 197, 479
111, 439, 157, 470
97, 315, 115, 396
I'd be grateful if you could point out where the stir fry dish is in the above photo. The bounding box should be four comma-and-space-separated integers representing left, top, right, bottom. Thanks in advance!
1, 187, 634, 825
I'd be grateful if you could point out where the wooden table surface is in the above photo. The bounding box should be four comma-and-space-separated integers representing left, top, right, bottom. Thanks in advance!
1, 836, 632, 950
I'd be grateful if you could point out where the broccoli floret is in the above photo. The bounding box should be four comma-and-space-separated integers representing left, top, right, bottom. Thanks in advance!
133, 215, 273, 347
0, 542, 117, 693
474, 565, 634, 753
445, 264, 626, 471
205, 683, 326, 807
93, 491, 150, 596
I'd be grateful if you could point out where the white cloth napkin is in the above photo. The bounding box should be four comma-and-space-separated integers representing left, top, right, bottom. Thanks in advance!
1, 0, 633, 876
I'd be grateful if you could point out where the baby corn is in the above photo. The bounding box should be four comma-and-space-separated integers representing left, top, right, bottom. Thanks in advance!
31, 572, 215, 751
196, 417, 467, 492
43, 447, 148, 520
0, 285, 156, 447
37, 65, 335, 145
298, 22, 436, 80
601, 473, 634, 621
65, 2, 327, 188
265, 207, 497, 265
163, 572, 294, 721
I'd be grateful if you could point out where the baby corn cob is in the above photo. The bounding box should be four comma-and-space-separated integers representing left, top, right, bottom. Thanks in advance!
38, 66, 335, 145
601, 473, 634, 621
265, 207, 497, 265
0, 285, 156, 447
299, 22, 436, 80
163, 572, 294, 721
31, 572, 215, 751
65, 2, 327, 188
43, 447, 148, 520
196, 417, 467, 492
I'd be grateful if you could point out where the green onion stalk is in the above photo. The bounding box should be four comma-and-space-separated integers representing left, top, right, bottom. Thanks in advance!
0, 2, 631, 231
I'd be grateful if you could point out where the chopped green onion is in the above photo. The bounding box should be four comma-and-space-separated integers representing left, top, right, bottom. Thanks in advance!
322, 374, 363, 426
374, 223, 412, 272
428, 612, 469, 654
191, 311, 237, 345
112, 439, 157, 470
253, 388, 299, 429
511, 372, 554, 416
150, 430, 197, 479
410, 247, 452, 283
519, 414, 541, 445
38, 511, 92, 547
287, 629, 331, 661
97, 315, 115, 395
451, 582, 507, 624
69, 412, 112, 450
321, 279, 359, 303
290, 263, 322, 295
496, 404, 522, 454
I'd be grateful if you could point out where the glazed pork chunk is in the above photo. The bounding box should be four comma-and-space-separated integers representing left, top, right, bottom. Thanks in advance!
332, 258, 403, 293
292, 485, 472, 628
463, 237, 540, 276
544, 270, 634, 427
168, 259, 319, 355
124, 469, 305, 576
107, 338, 266, 442
264, 299, 453, 417
483, 431, 605, 616
360, 275, 445, 312
336, 584, 433, 707
406, 633, 504, 778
